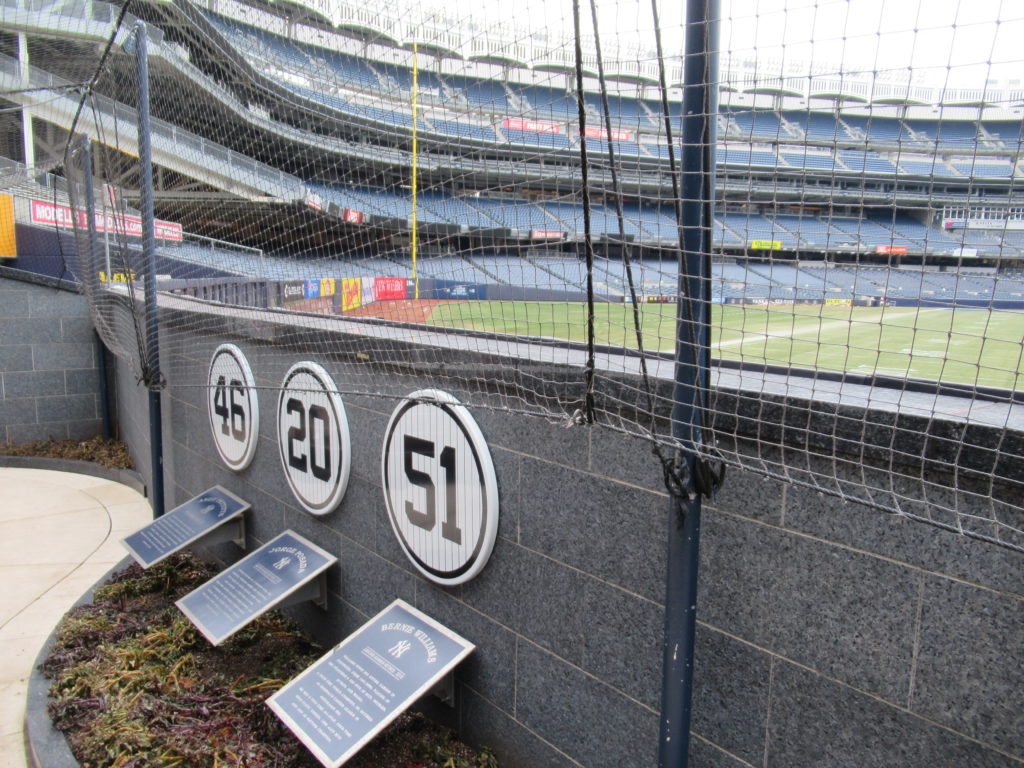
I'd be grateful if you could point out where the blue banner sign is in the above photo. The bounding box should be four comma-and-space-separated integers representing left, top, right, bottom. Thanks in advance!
176, 530, 336, 645
268, 599, 474, 768
121, 486, 249, 568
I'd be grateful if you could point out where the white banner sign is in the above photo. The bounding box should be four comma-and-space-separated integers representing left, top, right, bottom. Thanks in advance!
30, 199, 183, 241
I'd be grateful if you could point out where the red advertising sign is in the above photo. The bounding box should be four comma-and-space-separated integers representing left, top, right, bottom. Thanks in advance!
874, 245, 908, 255
581, 125, 633, 142
373, 276, 407, 301
530, 230, 566, 241
504, 118, 562, 134
343, 208, 364, 224
30, 200, 183, 241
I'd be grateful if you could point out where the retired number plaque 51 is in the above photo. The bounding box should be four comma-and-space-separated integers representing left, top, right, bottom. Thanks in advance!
207, 344, 259, 471
382, 389, 499, 586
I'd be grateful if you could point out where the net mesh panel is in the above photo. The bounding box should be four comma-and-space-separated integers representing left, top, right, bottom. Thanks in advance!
4, 0, 1022, 551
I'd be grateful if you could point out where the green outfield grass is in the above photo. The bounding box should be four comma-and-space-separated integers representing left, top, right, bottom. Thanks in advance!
426, 300, 1024, 391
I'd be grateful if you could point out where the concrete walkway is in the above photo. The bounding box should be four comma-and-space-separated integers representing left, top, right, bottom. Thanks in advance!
0, 468, 151, 768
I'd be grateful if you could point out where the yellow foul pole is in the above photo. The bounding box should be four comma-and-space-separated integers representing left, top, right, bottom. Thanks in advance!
411, 42, 419, 299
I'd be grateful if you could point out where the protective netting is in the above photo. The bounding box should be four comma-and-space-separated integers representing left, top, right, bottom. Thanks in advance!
2, 0, 1022, 551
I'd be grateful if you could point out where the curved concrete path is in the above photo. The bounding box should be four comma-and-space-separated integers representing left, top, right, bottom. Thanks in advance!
0, 468, 151, 768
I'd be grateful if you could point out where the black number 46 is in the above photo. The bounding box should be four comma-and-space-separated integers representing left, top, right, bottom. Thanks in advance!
213, 375, 246, 441
404, 436, 462, 544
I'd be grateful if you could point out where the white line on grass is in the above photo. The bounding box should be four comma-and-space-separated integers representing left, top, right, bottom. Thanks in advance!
712, 307, 950, 351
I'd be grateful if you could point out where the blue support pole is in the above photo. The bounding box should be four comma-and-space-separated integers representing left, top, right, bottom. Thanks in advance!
134, 21, 165, 517
658, 1, 719, 765
80, 136, 112, 440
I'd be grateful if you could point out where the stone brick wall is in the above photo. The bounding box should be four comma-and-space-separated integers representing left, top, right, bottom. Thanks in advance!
0, 269, 103, 443
113, 313, 1023, 768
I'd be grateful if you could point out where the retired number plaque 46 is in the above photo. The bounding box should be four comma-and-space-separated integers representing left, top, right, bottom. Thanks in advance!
207, 344, 259, 471
382, 389, 499, 586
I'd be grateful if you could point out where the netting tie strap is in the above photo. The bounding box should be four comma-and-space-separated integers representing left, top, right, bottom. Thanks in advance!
660, 446, 693, 501
694, 450, 727, 499
657, 445, 727, 513
138, 367, 167, 391
567, 409, 588, 427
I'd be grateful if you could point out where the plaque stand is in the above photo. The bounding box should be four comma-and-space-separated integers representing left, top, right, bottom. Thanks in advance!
278, 570, 329, 610
194, 515, 247, 551
428, 672, 456, 707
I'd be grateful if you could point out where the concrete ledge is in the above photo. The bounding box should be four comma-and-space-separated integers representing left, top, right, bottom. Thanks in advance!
23, 558, 134, 768
0, 456, 146, 497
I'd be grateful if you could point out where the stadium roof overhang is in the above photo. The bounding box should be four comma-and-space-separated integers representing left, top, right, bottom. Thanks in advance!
534, 62, 599, 79
744, 86, 803, 98
249, 0, 335, 30
873, 96, 931, 106
603, 70, 660, 85
807, 91, 869, 103
468, 53, 529, 68
943, 99, 995, 108
333, 23, 401, 47
401, 39, 463, 60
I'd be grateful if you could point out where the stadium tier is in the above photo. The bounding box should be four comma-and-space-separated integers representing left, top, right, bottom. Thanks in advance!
1, 0, 1022, 271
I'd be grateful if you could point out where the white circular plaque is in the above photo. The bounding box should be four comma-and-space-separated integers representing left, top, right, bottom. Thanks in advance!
277, 362, 351, 515
381, 389, 499, 585
207, 344, 259, 471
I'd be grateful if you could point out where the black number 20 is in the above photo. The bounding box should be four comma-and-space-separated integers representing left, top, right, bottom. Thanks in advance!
286, 398, 332, 481
213, 375, 246, 441
403, 436, 462, 544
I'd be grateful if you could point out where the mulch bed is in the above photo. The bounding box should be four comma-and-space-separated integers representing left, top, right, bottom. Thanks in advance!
0, 436, 134, 470
41, 553, 497, 768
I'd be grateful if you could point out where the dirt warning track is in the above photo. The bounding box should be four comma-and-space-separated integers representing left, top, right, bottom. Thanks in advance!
343, 299, 455, 324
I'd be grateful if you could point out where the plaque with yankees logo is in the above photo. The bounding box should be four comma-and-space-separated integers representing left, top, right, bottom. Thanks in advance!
121, 485, 250, 568
268, 599, 474, 768
176, 530, 336, 645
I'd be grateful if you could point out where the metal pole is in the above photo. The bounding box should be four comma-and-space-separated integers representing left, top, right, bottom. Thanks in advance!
17, 34, 35, 169
135, 22, 165, 517
81, 136, 114, 440
658, 1, 719, 765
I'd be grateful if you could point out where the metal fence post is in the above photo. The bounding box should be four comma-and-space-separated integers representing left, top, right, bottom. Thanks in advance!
135, 21, 165, 517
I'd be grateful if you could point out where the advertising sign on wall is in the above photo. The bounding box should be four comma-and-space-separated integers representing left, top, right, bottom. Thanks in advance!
581, 125, 633, 142
341, 278, 362, 311
277, 362, 352, 515
30, 199, 183, 241
503, 118, 562, 134
530, 230, 565, 240
373, 276, 407, 301
207, 344, 260, 471
874, 245, 908, 255
282, 281, 305, 305
342, 208, 365, 224
750, 240, 782, 250
381, 390, 499, 586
